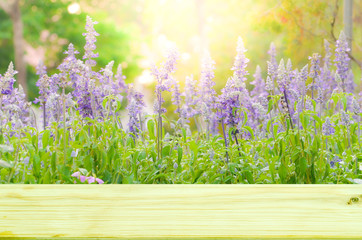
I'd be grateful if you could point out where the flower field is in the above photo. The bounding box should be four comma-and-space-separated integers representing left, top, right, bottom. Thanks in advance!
0, 16, 361, 184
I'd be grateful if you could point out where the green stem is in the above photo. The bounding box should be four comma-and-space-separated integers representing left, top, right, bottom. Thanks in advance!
62, 87, 66, 165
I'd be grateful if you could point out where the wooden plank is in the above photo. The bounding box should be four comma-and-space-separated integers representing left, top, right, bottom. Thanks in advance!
0, 185, 361, 239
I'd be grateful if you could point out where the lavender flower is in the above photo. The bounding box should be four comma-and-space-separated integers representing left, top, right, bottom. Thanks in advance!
351, 98, 361, 115
340, 110, 352, 126
276, 59, 286, 90
2, 85, 32, 130
152, 47, 179, 115
231, 37, 249, 83
83, 16, 100, 68
323, 39, 332, 68
345, 70, 355, 93
265, 76, 273, 92
0, 62, 17, 95
127, 84, 145, 136
34, 62, 58, 106
36, 61, 47, 76
217, 77, 240, 127
250, 65, 267, 98
322, 117, 335, 136
58, 43, 80, 88
199, 51, 217, 122
309, 53, 321, 79
334, 32, 350, 82
115, 64, 128, 93
330, 156, 342, 168
170, 76, 182, 116
267, 42, 277, 69
181, 75, 199, 120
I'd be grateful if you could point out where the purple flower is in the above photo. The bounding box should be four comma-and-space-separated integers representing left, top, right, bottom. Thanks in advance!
323, 39, 332, 68
334, 32, 350, 82
71, 150, 78, 158
127, 84, 145, 136
345, 70, 355, 93
199, 51, 217, 122
72, 171, 104, 184
216, 78, 240, 127
265, 76, 273, 92
330, 156, 342, 168
351, 98, 361, 115
231, 37, 249, 83
340, 110, 352, 126
267, 42, 278, 71
0, 62, 17, 95
152, 47, 179, 115
2, 85, 32, 129
87, 176, 104, 184
83, 16, 100, 67
170, 76, 182, 116
322, 117, 335, 136
34, 62, 58, 106
308, 53, 321, 79
115, 64, 128, 93
250, 65, 267, 98
23, 157, 29, 165
181, 75, 199, 120
36, 61, 47, 76
58, 43, 80, 88
276, 59, 286, 90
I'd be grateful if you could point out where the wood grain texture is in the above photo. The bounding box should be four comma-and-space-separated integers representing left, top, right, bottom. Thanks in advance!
0, 185, 361, 239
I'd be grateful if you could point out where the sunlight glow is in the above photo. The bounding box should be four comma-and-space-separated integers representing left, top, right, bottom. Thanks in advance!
68, 3, 81, 14
136, 70, 154, 85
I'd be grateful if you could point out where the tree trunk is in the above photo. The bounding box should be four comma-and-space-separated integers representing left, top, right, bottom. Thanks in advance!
0, 0, 27, 96
343, 0, 353, 52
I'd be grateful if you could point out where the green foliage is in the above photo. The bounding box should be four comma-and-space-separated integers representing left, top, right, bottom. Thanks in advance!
0, 107, 360, 184
0, 0, 141, 101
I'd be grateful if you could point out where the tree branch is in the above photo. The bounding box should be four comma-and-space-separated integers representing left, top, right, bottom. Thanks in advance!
330, 0, 361, 68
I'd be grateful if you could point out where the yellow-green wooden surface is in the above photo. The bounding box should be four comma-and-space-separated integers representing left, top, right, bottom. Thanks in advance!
0, 185, 361, 239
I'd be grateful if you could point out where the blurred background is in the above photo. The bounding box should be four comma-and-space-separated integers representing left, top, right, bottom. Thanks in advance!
0, 0, 361, 117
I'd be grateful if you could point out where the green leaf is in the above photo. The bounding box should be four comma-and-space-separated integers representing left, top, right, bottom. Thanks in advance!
273, 124, 278, 138
243, 126, 254, 140
278, 163, 287, 183
84, 156, 93, 172
42, 130, 50, 149
267, 98, 273, 114
147, 119, 155, 140
300, 157, 308, 176
177, 146, 183, 164
242, 110, 248, 127
182, 128, 187, 142
244, 170, 254, 184
312, 114, 322, 127
162, 145, 171, 158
